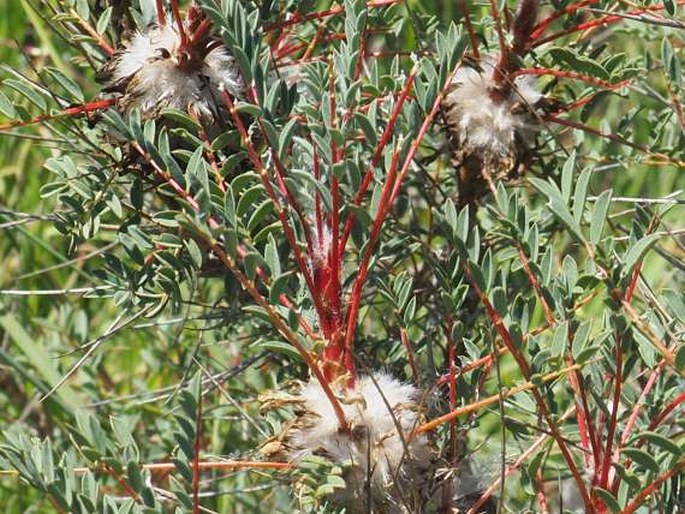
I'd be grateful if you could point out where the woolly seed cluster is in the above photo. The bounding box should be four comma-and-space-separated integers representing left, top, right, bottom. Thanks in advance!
443, 61, 543, 204
265, 373, 434, 513
99, 21, 243, 133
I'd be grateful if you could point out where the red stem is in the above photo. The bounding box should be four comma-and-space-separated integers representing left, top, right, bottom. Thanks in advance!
566, 355, 592, 468
516, 242, 554, 325
264, 0, 402, 32
318, 60, 349, 382
400, 329, 420, 384
302, 19, 331, 62
536, 466, 550, 514
546, 115, 682, 167
530, 2, 685, 49
190, 18, 212, 46
598, 331, 622, 492
343, 142, 401, 356
170, 0, 188, 48
530, 0, 599, 40
624, 261, 642, 303
460, 0, 480, 59
490, 0, 510, 84
132, 141, 212, 227
610, 361, 664, 494
648, 391, 685, 430
514, 67, 629, 90
579, 370, 601, 470
258, 117, 314, 252
199, 234, 350, 432
221, 90, 329, 326
511, 0, 540, 55
71, 10, 115, 56
620, 460, 685, 514
338, 68, 417, 253
156, 0, 165, 26
462, 262, 594, 512
75, 460, 291, 474
0, 99, 116, 131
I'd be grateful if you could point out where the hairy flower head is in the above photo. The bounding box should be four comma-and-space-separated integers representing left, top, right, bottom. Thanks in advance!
444, 61, 542, 169
262, 373, 434, 513
99, 18, 243, 133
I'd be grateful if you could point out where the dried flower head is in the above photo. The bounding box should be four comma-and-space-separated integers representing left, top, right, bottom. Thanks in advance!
262, 373, 434, 513
443, 60, 544, 205
98, 7, 244, 135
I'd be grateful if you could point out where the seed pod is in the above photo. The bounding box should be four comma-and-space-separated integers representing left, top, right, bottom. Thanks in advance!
97, 10, 244, 137
262, 373, 436, 513
442, 60, 544, 207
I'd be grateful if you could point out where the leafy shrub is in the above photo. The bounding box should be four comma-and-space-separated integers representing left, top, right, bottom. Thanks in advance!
0, 0, 683, 512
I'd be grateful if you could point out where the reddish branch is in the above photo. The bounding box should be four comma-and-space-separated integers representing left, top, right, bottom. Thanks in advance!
514, 67, 629, 90
512, 0, 540, 55
258, 115, 315, 252
516, 242, 555, 325
597, 330, 623, 494
322, 60, 347, 380
490, 0, 510, 84
400, 329, 420, 385
648, 391, 685, 430
546, 115, 685, 169
460, 0, 480, 59
413, 364, 583, 435
221, 90, 330, 328
624, 261, 642, 303
621, 300, 676, 364
462, 262, 594, 512
609, 361, 665, 494
132, 141, 212, 225
69, 8, 115, 56
195, 231, 350, 432
531, 1, 685, 48
530, 0, 599, 40
155, 0, 165, 25
0, 99, 116, 131
343, 141, 402, 358
565, 354, 594, 468
170, 0, 188, 47
264, 0, 402, 31
338, 68, 417, 253
68, 460, 292, 475
620, 459, 685, 514
104, 464, 142, 504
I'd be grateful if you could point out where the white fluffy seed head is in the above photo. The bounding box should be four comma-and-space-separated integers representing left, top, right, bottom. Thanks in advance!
444, 61, 542, 171
101, 21, 243, 132
280, 373, 433, 512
